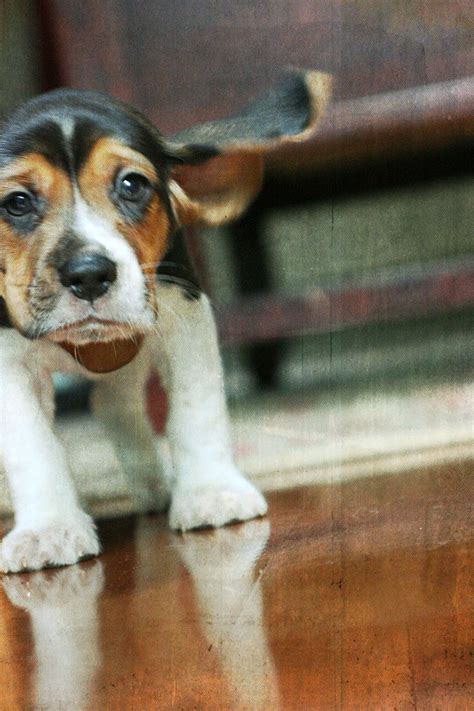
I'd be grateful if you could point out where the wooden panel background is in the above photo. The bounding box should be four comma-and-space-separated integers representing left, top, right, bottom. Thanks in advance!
45, 0, 473, 135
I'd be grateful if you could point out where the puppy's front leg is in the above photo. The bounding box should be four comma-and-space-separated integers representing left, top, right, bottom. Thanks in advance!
153, 285, 267, 531
0, 348, 98, 573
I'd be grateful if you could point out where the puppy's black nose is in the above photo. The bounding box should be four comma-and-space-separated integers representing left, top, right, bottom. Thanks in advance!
58, 253, 117, 302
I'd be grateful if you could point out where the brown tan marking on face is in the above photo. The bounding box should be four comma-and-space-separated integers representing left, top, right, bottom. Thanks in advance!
77, 137, 171, 295
120, 195, 171, 317
0, 153, 72, 330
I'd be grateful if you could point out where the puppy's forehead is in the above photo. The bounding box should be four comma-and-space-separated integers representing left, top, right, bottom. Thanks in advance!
0, 89, 170, 175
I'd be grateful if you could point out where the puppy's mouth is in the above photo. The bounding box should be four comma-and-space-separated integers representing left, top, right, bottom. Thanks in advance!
46, 317, 143, 344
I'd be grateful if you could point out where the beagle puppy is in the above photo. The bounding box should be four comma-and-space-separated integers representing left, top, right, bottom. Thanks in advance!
0, 70, 331, 573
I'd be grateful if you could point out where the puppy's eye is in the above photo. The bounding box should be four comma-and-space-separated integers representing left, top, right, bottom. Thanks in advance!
2, 191, 33, 217
117, 173, 150, 202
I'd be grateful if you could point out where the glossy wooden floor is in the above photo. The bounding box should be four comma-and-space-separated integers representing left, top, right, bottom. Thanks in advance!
1, 459, 473, 710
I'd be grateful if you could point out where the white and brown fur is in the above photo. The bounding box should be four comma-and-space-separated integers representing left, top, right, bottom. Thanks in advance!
0, 70, 331, 573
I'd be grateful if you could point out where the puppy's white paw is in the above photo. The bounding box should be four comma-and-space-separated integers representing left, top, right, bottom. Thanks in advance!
0, 513, 99, 574
169, 474, 267, 532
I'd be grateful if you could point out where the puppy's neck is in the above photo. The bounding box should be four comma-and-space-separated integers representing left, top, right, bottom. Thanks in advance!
58, 336, 144, 373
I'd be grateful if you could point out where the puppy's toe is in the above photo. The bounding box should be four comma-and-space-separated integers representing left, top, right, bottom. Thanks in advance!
0, 514, 100, 574
169, 475, 267, 532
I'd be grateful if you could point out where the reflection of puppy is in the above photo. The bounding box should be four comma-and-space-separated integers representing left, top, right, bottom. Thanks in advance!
3, 562, 104, 710
0, 71, 331, 573
175, 521, 280, 710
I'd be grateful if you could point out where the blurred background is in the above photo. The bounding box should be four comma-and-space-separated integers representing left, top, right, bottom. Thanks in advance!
0, 1, 472, 496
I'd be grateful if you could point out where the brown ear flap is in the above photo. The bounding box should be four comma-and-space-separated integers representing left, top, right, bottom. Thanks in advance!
169, 152, 264, 227
166, 69, 332, 227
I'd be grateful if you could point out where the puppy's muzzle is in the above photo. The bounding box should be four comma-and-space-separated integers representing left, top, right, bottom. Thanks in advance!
58, 253, 117, 303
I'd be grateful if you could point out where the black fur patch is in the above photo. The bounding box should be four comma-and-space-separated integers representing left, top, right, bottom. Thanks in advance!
0, 89, 173, 176
169, 70, 311, 151
0, 296, 12, 328
0, 119, 71, 172
158, 229, 202, 300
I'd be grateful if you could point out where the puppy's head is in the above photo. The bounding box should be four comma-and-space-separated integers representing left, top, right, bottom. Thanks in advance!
0, 71, 331, 345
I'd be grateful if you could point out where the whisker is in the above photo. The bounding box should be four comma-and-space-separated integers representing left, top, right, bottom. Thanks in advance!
156, 273, 201, 296
140, 260, 186, 270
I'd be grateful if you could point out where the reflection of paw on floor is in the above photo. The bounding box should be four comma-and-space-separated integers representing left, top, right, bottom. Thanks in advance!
3, 560, 104, 608
2, 521, 279, 711
3, 562, 104, 711
175, 518, 270, 573
174, 520, 280, 711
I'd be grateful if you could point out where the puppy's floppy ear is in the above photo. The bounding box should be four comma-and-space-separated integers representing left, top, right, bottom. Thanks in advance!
166, 69, 332, 227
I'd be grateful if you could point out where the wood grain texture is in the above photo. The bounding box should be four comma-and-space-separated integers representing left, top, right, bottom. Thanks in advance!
0, 459, 472, 709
